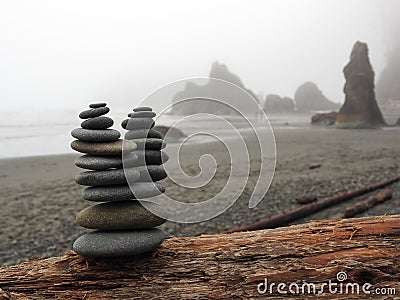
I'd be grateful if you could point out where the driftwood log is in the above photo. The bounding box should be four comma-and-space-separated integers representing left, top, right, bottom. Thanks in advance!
227, 175, 400, 233
344, 189, 393, 218
0, 215, 399, 299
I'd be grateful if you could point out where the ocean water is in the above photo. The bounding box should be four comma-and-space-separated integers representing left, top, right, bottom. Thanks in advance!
0, 109, 280, 159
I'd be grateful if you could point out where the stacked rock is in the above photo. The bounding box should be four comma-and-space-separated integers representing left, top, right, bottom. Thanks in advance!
70, 103, 167, 258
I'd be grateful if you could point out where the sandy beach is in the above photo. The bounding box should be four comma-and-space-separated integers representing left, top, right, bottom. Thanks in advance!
0, 114, 399, 266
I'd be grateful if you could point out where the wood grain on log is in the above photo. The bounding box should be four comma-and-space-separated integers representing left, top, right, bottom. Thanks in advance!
344, 189, 393, 218
0, 215, 399, 299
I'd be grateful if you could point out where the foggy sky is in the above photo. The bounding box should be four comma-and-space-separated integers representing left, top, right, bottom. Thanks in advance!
0, 0, 398, 111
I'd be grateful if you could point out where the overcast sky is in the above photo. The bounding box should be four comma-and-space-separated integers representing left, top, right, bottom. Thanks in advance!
0, 0, 398, 111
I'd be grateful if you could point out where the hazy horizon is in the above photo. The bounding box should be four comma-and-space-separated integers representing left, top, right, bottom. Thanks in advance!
1, 0, 399, 112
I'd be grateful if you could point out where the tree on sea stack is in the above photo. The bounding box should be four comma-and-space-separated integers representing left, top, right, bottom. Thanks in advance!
336, 41, 386, 128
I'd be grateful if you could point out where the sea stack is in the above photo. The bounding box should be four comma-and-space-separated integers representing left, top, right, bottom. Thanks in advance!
336, 41, 386, 128
71, 103, 167, 257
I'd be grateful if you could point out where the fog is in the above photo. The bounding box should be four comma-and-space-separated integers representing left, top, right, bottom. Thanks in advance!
0, 0, 398, 111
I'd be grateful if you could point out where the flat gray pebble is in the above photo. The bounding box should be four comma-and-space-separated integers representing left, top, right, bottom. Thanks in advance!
125, 150, 169, 166
71, 128, 120, 142
133, 107, 152, 112
128, 111, 156, 118
75, 155, 124, 170
73, 229, 166, 257
121, 118, 155, 130
130, 138, 166, 150
76, 201, 166, 230
70, 139, 137, 156
89, 103, 107, 108
75, 168, 140, 186
79, 107, 110, 119
124, 129, 162, 140
82, 182, 165, 201
81, 116, 114, 129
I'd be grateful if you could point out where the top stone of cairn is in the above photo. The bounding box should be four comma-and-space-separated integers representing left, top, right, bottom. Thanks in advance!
89, 102, 107, 108
133, 106, 153, 112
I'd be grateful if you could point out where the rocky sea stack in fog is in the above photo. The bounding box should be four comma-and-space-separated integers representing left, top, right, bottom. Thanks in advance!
294, 81, 339, 112
336, 41, 386, 128
170, 61, 258, 115
264, 94, 295, 112
71, 103, 167, 257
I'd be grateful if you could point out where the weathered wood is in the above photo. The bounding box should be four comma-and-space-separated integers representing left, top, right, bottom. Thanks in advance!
227, 175, 400, 232
344, 189, 393, 218
0, 215, 399, 299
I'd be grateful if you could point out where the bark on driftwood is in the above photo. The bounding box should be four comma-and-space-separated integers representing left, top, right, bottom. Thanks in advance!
227, 175, 400, 233
344, 189, 393, 218
0, 215, 399, 299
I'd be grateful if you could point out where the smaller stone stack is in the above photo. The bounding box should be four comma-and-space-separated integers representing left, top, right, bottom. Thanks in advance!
71, 103, 167, 258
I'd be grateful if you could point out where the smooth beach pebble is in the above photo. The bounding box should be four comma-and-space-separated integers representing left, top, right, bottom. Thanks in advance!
71, 139, 137, 156
126, 150, 169, 166
71, 128, 120, 142
76, 201, 166, 230
128, 111, 156, 118
81, 116, 114, 130
82, 182, 165, 201
75, 168, 140, 186
79, 107, 110, 119
135, 165, 167, 182
133, 106, 152, 112
124, 129, 162, 140
130, 138, 166, 150
73, 229, 166, 257
75, 154, 137, 170
89, 102, 107, 108
121, 118, 155, 130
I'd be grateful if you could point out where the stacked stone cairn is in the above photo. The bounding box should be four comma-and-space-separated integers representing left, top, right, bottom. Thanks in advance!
70, 103, 168, 257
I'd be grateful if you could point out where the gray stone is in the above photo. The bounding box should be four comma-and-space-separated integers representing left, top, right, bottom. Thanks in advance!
71, 128, 120, 142
133, 106, 152, 112
75, 155, 124, 170
76, 201, 166, 230
125, 150, 169, 166
128, 111, 156, 118
82, 182, 165, 201
124, 129, 162, 140
71, 139, 137, 156
89, 102, 107, 108
121, 118, 155, 130
79, 107, 110, 119
130, 138, 166, 150
81, 116, 114, 129
75, 168, 140, 186
134, 165, 167, 182
73, 229, 166, 257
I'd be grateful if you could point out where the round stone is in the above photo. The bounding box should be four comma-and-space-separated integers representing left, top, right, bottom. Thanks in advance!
125, 150, 169, 167
71, 128, 120, 142
134, 165, 167, 182
124, 129, 162, 140
73, 229, 166, 257
75, 168, 140, 186
81, 116, 114, 129
130, 138, 166, 150
71, 139, 137, 156
82, 182, 165, 201
121, 118, 155, 130
79, 107, 110, 119
128, 111, 156, 118
89, 102, 107, 108
76, 201, 166, 230
75, 155, 122, 170
133, 107, 152, 112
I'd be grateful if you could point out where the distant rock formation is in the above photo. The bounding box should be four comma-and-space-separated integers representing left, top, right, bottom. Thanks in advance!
264, 94, 295, 112
153, 125, 186, 142
171, 62, 258, 115
294, 81, 339, 112
376, 44, 400, 104
311, 111, 338, 126
336, 41, 386, 128
396, 116, 400, 126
